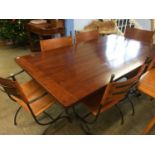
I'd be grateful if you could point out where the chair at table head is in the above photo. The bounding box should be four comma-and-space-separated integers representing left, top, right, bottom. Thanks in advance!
124, 27, 154, 44
40, 36, 72, 52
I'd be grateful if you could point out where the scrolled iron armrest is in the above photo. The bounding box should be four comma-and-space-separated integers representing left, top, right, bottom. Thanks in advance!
29, 92, 48, 104
7, 70, 25, 80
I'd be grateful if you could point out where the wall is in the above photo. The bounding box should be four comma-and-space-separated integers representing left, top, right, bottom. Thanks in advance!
74, 19, 93, 31
65, 19, 74, 36
135, 19, 151, 30
73, 19, 152, 31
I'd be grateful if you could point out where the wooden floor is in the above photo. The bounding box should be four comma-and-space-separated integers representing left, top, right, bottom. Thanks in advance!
0, 45, 155, 135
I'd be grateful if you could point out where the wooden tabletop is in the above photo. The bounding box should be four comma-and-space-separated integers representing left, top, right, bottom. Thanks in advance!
15, 35, 155, 107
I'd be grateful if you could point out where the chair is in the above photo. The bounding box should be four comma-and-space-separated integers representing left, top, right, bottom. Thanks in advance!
73, 63, 146, 134
76, 30, 99, 44
138, 57, 155, 134
0, 70, 69, 126
40, 36, 72, 52
124, 27, 154, 43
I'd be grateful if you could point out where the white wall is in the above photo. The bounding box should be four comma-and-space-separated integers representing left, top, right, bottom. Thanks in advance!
135, 19, 151, 30
74, 19, 152, 31
74, 19, 93, 30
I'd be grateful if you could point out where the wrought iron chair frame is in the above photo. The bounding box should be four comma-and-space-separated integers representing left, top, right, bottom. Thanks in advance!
72, 63, 147, 134
0, 70, 70, 126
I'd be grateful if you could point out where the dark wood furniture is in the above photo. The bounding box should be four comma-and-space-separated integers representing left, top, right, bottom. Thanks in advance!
125, 27, 154, 43
15, 35, 155, 108
0, 70, 68, 125
76, 30, 99, 44
40, 36, 72, 52
26, 19, 65, 51
138, 56, 155, 134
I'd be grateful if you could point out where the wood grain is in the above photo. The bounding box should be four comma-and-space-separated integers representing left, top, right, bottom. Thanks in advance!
16, 35, 155, 107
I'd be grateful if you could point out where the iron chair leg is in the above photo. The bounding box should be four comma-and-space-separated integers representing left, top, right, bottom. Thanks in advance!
43, 111, 54, 120
80, 122, 92, 135
72, 106, 91, 134
64, 108, 72, 123
135, 90, 141, 97
25, 102, 70, 125
72, 106, 99, 134
72, 106, 98, 124
15, 104, 70, 126
127, 96, 135, 116
130, 88, 141, 97
115, 104, 124, 125
32, 111, 70, 126
44, 110, 72, 123
14, 106, 22, 126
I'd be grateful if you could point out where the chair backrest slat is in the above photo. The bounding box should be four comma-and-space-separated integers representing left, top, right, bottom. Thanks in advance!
76, 30, 99, 44
125, 27, 154, 43
40, 36, 72, 52
100, 64, 146, 106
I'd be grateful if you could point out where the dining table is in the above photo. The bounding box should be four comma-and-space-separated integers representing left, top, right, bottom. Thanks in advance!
15, 34, 155, 108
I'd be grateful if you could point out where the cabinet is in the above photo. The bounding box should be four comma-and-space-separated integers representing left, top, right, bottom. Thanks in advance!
26, 19, 65, 51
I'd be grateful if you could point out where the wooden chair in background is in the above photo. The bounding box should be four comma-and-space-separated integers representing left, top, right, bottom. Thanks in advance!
75, 30, 99, 44
138, 57, 155, 134
40, 36, 72, 52
73, 63, 146, 134
0, 70, 69, 126
125, 27, 154, 43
